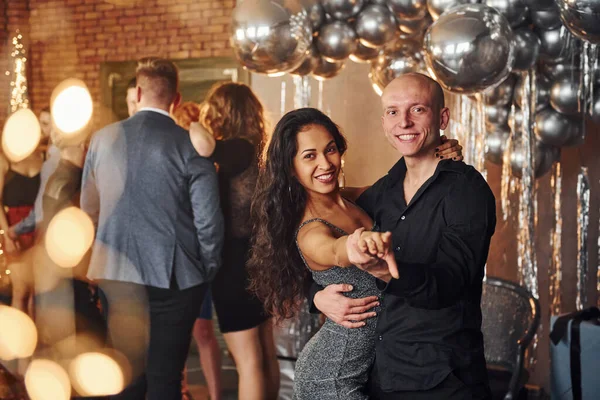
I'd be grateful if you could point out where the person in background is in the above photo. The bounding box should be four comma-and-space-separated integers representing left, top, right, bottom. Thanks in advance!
126, 77, 138, 117
172, 101, 222, 400
189, 82, 280, 400
5, 107, 60, 315
81, 57, 223, 399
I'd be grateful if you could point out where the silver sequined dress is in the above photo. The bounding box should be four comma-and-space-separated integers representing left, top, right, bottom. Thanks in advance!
293, 218, 380, 400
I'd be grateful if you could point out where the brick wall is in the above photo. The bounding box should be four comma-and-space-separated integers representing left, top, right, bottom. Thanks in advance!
22, 0, 234, 127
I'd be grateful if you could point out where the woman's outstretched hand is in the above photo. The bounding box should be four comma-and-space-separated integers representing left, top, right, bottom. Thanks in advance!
346, 228, 399, 281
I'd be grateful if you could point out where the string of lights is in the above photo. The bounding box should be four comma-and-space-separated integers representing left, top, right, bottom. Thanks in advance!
7, 29, 29, 114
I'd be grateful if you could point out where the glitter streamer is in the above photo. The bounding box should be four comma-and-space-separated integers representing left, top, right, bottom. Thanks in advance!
317, 80, 323, 111
293, 75, 311, 109
473, 94, 486, 177
576, 167, 590, 310
280, 81, 287, 117
517, 70, 538, 298
500, 137, 513, 220
549, 163, 563, 315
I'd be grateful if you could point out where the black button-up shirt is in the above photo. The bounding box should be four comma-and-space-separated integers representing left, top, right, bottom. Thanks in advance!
357, 158, 496, 393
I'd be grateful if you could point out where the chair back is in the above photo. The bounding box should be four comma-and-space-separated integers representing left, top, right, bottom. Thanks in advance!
481, 277, 540, 371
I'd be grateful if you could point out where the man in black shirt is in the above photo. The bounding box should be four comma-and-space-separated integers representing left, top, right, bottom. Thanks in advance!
312, 73, 496, 399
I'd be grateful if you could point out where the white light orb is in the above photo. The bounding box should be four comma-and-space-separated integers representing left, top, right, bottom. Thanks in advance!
0, 305, 38, 360
45, 207, 95, 268
25, 359, 71, 400
70, 352, 124, 396
1, 108, 41, 162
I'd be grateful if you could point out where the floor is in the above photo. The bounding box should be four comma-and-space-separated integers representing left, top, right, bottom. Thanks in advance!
185, 346, 238, 400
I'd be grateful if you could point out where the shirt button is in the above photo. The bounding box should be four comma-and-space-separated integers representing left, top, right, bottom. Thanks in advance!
395, 246, 401, 252
378, 335, 383, 341
401, 215, 406, 220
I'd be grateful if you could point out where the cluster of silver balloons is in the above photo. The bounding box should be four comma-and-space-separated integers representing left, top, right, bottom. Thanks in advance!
480, 0, 600, 179
230, 0, 435, 82
229, 0, 600, 178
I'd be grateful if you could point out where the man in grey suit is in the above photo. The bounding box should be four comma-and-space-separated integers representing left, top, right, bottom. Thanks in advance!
81, 57, 224, 399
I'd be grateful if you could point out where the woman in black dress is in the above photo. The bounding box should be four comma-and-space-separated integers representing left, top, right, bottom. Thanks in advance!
193, 82, 279, 400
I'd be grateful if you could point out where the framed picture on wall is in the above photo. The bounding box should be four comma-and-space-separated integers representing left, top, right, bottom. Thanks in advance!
100, 57, 250, 123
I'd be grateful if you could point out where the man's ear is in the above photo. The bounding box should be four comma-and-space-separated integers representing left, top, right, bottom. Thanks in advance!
439, 107, 450, 130
172, 92, 182, 110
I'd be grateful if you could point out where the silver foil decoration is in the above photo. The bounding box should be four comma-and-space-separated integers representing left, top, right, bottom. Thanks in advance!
576, 167, 590, 310
293, 75, 311, 109
317, 79, 324, 111
501, 104, 515, 221
549, 162, 563, 315
517, 70, 538, 299
280, 81, 287, 117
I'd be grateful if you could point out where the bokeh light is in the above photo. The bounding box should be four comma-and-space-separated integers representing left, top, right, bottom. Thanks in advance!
50, 78, 93, 144
0, 305, 38, 360
25, 359, 71, 400
1, 108, 41, 162
45, 207, 95, 268
70, 352, 124, 396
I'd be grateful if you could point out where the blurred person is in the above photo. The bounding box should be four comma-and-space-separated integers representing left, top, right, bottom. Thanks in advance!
126, 77, 138, 117
190, 82, 280, 400
172, 101, 222, 400
5, 107, 60, 315
81, 57, 224, 399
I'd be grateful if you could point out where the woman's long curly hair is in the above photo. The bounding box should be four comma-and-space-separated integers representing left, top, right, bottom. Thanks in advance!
248, 108, 347, 320
199, 82, 265, 151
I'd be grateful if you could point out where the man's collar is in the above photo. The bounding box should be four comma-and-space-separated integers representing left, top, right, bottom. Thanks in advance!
388, 157, 462, 180
137, 107, 172, 119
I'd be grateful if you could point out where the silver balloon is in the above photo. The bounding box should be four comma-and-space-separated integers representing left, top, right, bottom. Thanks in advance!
592, 92, 600, 125
355, 5, 397, 48
484, 74, 516, 106
316, 21, 358, 62
513, 28, 541, 71
550, 76, 581, 116
322, 0, 366, 20
397, 13, 432, 35
510, 138, 560, 178
388, 0, 428, 20
556, 0, 600, 45
562, 119, 584, 146
290, 45, 320, 75
427, 0, 478, 21
484, 0, 529, 27
370, 0, 387, 4
423, 4, 515, 94
531, 7, 562, 29
523, 0, 555, 10
537, 27, 571, 63
349, 42, 381, 63
514, 75, 551, 111
534, 108, 576, 147
312, 57, 346, 80
369, 41, 424, 95
302, 0, 327, 30
231, 0, 313, 75
508, 107, 523, 132
485, 104, 510, 127
485, 126, 510, 164
540, 62, 580, 81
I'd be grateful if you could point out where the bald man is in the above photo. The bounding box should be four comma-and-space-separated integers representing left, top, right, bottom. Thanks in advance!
312, 73, 495, 399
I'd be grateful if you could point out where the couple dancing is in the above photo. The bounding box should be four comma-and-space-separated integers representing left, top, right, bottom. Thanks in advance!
249, 73, 496, 399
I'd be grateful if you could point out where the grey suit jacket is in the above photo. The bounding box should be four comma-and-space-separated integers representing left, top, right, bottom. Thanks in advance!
81, 110, 224, 289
